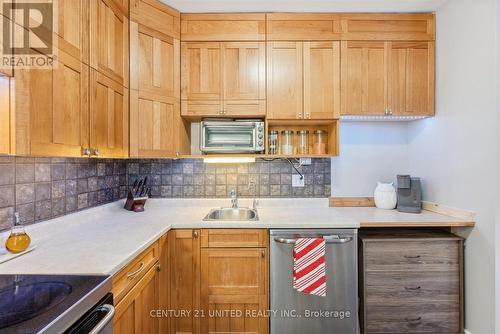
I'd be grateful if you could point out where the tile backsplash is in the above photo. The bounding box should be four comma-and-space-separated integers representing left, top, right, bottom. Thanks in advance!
0, 157, 331, 231
127, 158, 331, 199
0, 157, 127, 231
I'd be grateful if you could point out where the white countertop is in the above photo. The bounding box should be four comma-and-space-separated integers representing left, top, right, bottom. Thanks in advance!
0, 198, 471, 276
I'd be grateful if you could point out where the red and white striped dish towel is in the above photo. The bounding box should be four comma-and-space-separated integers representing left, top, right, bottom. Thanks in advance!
293, 238, 327, 297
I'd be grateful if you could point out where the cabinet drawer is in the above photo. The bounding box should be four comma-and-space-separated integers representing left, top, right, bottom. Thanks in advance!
112, 241, 159, 304
201, 229, 267, 248
364, 240, 460, 272
365, 271, 460, 305
366, 303, 460, 333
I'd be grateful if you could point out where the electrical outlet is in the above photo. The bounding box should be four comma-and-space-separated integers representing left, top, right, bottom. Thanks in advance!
292, 175, 305, 187
299, 158, 312, 165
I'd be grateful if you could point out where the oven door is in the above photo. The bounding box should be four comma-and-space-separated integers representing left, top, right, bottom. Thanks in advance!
201, 122, 259, 153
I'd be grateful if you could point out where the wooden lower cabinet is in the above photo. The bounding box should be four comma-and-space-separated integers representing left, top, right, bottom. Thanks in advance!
359, 231, 464, 334
169, 229, 269, 334
114, 263, 161, 334
200, 248, 268, 334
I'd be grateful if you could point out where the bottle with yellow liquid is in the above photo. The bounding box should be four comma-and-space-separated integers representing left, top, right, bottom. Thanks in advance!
5, 212, 31, 253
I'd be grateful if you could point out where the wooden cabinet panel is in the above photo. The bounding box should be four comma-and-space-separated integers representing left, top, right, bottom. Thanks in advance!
341, 41, 387, 116
222, 42, 265, 102
90, 0, 129, 87
181, 14, 266, 41
389, 41, 435, 116
130, 22, 179, 98
303, 41, 340, 119
130, 90, 179, 157
201, 229, 268, 248
55, 0, 90, 63
267, 13, 341, 41
266, 42, 303, 120
131, 0, 180, 39
159, 233, 171, 334
112, 241, 159, 305
181, 42, 222, 101
90, 70, 129, 158
170, 229, 201, 334
0, 76, 12, 155
16, 51, 90, 157
114, 264, 160, 334
200, 248, 268, 334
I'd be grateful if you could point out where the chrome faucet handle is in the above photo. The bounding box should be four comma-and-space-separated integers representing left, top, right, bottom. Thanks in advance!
230, 189, 238, 208
252, 198, 259, 210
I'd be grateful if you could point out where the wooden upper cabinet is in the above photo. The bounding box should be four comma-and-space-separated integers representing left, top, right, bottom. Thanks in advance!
114, 264, 160, 334
303, 41, 340, 119
90, 69, 129, 158
131, 0, 180, 39
267, 13, 341, 41
341, 41, 387, 116
15, 51, 90, 157
341, 40, 435, 116
267, 41, 340, 120
90, 0, 129, 87
181, 42, 222, 102
54, 0, 90, 63
388, 41, 435, 116
130, 22, 180, 98
181, 14, 266, 41
266, 42, 303, 120
200, 248, 268, 334
170, 229, 201, 334
0, 76, 12, 155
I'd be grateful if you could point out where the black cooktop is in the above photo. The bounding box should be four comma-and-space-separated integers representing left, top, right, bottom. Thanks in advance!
0, 275, 110, 334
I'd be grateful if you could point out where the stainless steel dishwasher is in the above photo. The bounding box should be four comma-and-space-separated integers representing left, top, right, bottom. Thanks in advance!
270, 229, 358, 334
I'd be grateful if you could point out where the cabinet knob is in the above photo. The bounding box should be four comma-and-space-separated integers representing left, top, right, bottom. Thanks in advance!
298, 114, 303, 119
92, 148, 99, 157
82, 148, 90, 156
193, 231, 198, 238
305, 113, 310, 119
384, 108, 389, 116
389, 109, 393, 116
261, 250, 265, 258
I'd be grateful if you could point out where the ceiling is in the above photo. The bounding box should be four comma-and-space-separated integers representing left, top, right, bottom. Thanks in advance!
160, 0, 447, 13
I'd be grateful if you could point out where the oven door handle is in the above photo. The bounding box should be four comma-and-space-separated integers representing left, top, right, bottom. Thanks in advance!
274, 236, 353, 245
88, 304, 115, 334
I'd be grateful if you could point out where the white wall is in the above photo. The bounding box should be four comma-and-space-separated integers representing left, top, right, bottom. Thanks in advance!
331, 122, 410, 196
407, 0, 497, 332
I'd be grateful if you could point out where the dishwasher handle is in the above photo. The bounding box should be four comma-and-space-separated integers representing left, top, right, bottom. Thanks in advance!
88, 304, 115, 334
274, 235, 353, 245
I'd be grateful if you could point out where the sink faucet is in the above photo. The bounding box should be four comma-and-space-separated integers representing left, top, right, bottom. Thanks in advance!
230, 189, 238, 208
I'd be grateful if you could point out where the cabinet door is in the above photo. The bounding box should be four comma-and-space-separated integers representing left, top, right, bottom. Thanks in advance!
90, 70, 128, 158
222, 42, 265, 116
90, 0, 129, 87
114, 264, 160, 334
181, 42, 222, 102
0, 76, 12, 155
130, 22, 179, 98
170, 229, 201, 334
130, 91, 178, 157
388, 41, 435, 116
341, 41, 387, 116
267, 42, 303, 120
200, 248, 268, 334
55, 0, 90, 63
303, 41, 340, 119
23, 51, 90, 157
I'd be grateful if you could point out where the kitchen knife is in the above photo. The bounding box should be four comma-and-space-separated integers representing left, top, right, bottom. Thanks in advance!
136, 179, 143, 196
132, 179, 138, 193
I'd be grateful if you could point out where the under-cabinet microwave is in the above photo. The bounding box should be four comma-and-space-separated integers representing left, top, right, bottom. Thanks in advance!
200, 120, 265, 153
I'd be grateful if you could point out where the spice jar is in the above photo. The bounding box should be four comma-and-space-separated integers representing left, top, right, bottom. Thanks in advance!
313, 130, 327, 155
297, 130, 309, 155
280, 130, 294, 155
269, 131, 279, 155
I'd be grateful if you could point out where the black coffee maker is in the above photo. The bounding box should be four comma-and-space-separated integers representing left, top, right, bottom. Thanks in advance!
396, 175, 422, 214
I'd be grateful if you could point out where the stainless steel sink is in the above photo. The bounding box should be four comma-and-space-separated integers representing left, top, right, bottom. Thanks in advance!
203, 207, 259, 221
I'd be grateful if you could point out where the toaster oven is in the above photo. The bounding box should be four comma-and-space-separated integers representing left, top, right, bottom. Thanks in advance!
200, 120, 265, 153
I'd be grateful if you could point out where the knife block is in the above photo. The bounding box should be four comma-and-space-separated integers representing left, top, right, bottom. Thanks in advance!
124, 190, 148, 212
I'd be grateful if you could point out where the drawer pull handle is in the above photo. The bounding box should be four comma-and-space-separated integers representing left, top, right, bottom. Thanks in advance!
405, 316, 422, 322
127, 261, 145, 279
404, 255, 421, 259
404, 286, 421, 291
